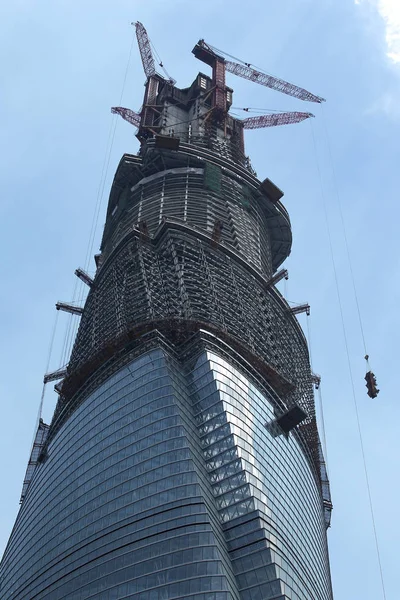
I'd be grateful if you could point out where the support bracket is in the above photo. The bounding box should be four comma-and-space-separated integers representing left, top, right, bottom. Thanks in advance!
290, 303, 310, 316
75, 268, 93, 287
56, 302, 83, 316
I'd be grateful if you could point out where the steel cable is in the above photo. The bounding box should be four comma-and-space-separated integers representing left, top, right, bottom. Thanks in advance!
310, 118, 387, 600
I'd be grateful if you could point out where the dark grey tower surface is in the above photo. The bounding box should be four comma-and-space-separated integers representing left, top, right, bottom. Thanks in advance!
0, 40, 333, 600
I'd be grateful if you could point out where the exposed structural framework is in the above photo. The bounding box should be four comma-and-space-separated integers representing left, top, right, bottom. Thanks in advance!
0, 24, 333, 600
111, 106, 315, 131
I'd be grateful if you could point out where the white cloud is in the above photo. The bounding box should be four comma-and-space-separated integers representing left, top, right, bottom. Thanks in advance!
365, 90, 400, 119
379, 0, 400, 63
356, 0, 400, 64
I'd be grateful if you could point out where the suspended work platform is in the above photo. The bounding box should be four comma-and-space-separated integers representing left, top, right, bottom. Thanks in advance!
20, 419, 49, 503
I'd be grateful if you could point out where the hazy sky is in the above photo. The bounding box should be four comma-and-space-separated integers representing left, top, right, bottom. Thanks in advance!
1, 1, 399, 598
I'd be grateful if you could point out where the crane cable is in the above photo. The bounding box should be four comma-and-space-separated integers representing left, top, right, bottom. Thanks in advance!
306, 315, 330, 473
33, 309, 59, 435
60, 276, 78, 367
66, 279, 84, 365
67, 264, 91, 363
28, 310, 59, 495
206, 42, 302, 85
55, 29, 137, 388
83, 117, 116, 274
232, 106, 292, 114
148, 37, 174, 83
321, 105, 370, 364
310, 119, 387, 600
84, 28, 136, 274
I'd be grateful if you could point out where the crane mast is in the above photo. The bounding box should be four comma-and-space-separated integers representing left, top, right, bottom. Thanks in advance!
192, 40, 228, 119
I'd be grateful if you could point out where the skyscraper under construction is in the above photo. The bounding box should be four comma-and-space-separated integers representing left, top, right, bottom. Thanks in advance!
0, 26, 333, 600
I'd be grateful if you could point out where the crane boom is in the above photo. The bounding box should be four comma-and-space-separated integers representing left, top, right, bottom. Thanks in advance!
134, 21, 156, 78
112, 105, 312, 131
225, 60, 325, 104
111, 107, 141, 128
242, 111, 314, 129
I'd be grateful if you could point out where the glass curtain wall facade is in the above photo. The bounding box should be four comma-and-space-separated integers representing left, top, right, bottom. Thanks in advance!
0, 346, 332, 599
1, 65, 333, 599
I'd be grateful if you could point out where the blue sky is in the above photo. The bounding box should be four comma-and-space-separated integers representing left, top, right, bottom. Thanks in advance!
1, 1, 399, 598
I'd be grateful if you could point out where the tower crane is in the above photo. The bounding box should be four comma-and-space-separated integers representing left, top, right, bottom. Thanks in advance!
113, 28, 321, 136
133, 21, 176, 84
111, 105, 314, 131
134, 21, 156, 79
225, 60, 324, 104
111, 107, 141, 128
241, 111, 314, 129
131, 22, 175, 132
193, 40, 325, 104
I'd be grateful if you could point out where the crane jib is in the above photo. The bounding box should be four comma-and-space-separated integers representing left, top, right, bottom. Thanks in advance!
224, 60, 325, 104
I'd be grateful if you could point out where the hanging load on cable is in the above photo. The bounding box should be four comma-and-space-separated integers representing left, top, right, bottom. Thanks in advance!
365, 371, 379, 399
364, 356, 379, 399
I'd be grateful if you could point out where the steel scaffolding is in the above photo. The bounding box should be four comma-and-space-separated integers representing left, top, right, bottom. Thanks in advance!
43, 139, 325, 505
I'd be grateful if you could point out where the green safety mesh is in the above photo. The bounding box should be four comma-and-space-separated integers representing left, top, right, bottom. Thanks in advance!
204, 162, 222, 193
